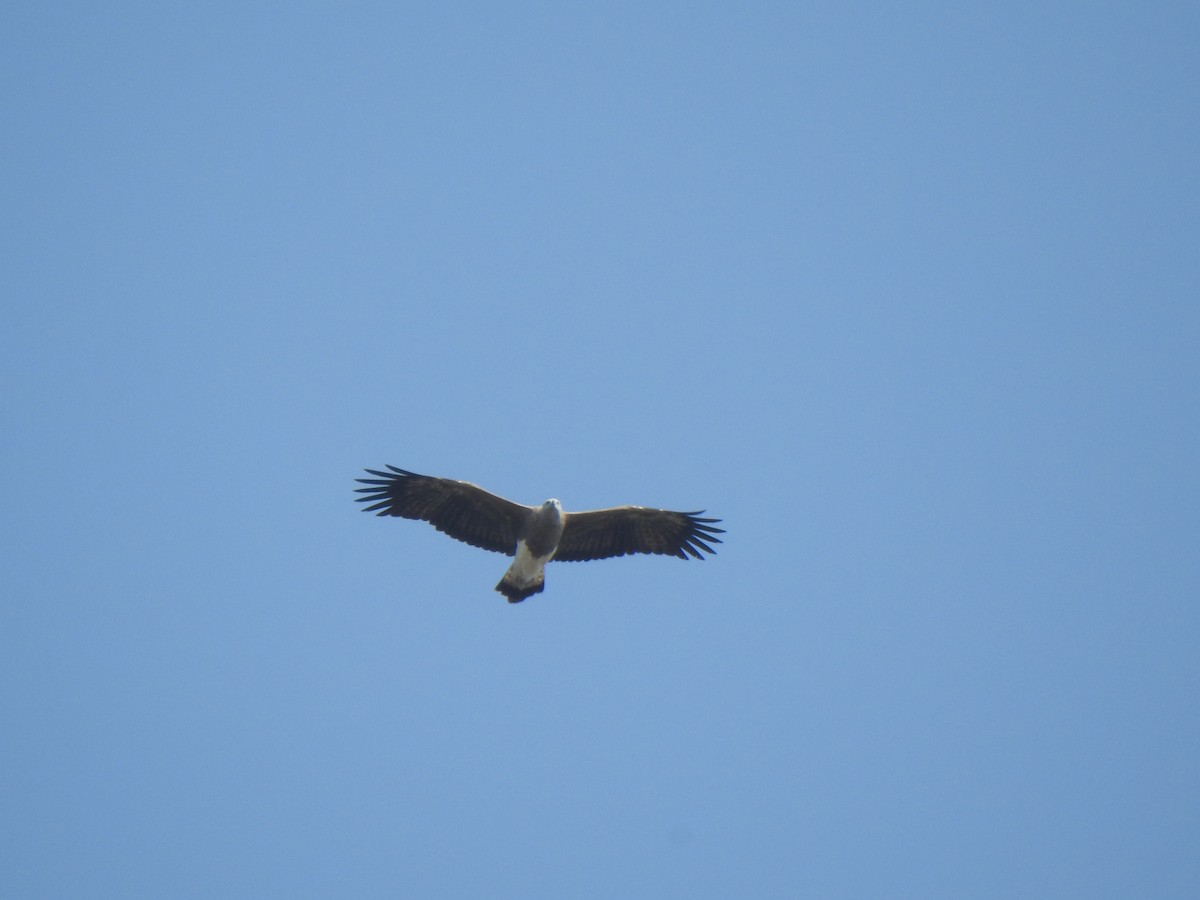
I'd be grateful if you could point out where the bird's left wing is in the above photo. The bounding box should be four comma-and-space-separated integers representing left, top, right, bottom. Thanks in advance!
554, 506, 724, 562
355, 466, 530, 555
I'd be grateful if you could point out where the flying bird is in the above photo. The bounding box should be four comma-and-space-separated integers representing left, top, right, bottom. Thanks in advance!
355, 465, 724, 603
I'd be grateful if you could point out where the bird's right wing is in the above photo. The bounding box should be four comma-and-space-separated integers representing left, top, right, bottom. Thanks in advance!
355, 466, 530, 556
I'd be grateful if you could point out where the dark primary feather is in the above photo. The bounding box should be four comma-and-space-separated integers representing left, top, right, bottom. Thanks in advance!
354, 466, 530, 556
554, 507, 724, 562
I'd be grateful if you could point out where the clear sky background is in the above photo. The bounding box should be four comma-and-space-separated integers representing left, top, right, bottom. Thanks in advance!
2, 3, 1197, 898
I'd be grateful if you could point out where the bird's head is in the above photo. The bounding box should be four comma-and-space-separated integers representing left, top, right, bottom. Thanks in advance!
543, 499, 562, 512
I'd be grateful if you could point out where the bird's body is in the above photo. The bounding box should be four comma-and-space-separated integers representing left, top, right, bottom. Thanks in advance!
496, 499, 565, 602
355, 466, 723, 603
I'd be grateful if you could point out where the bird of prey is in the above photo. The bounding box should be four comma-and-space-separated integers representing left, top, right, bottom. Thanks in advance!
355, 465, 724, 603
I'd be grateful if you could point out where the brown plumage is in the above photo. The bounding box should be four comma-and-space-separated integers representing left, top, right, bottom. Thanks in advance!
355, 466, 724, 602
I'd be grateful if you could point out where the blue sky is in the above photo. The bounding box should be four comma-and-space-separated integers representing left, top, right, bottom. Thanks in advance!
2, 2, 1197, 897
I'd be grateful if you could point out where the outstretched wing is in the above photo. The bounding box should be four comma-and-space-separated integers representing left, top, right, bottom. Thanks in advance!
554, 507, 724, 562
355, 466, 531, 556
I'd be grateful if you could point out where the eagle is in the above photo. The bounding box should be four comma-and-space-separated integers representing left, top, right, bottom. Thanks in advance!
355, 465, 724, 603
